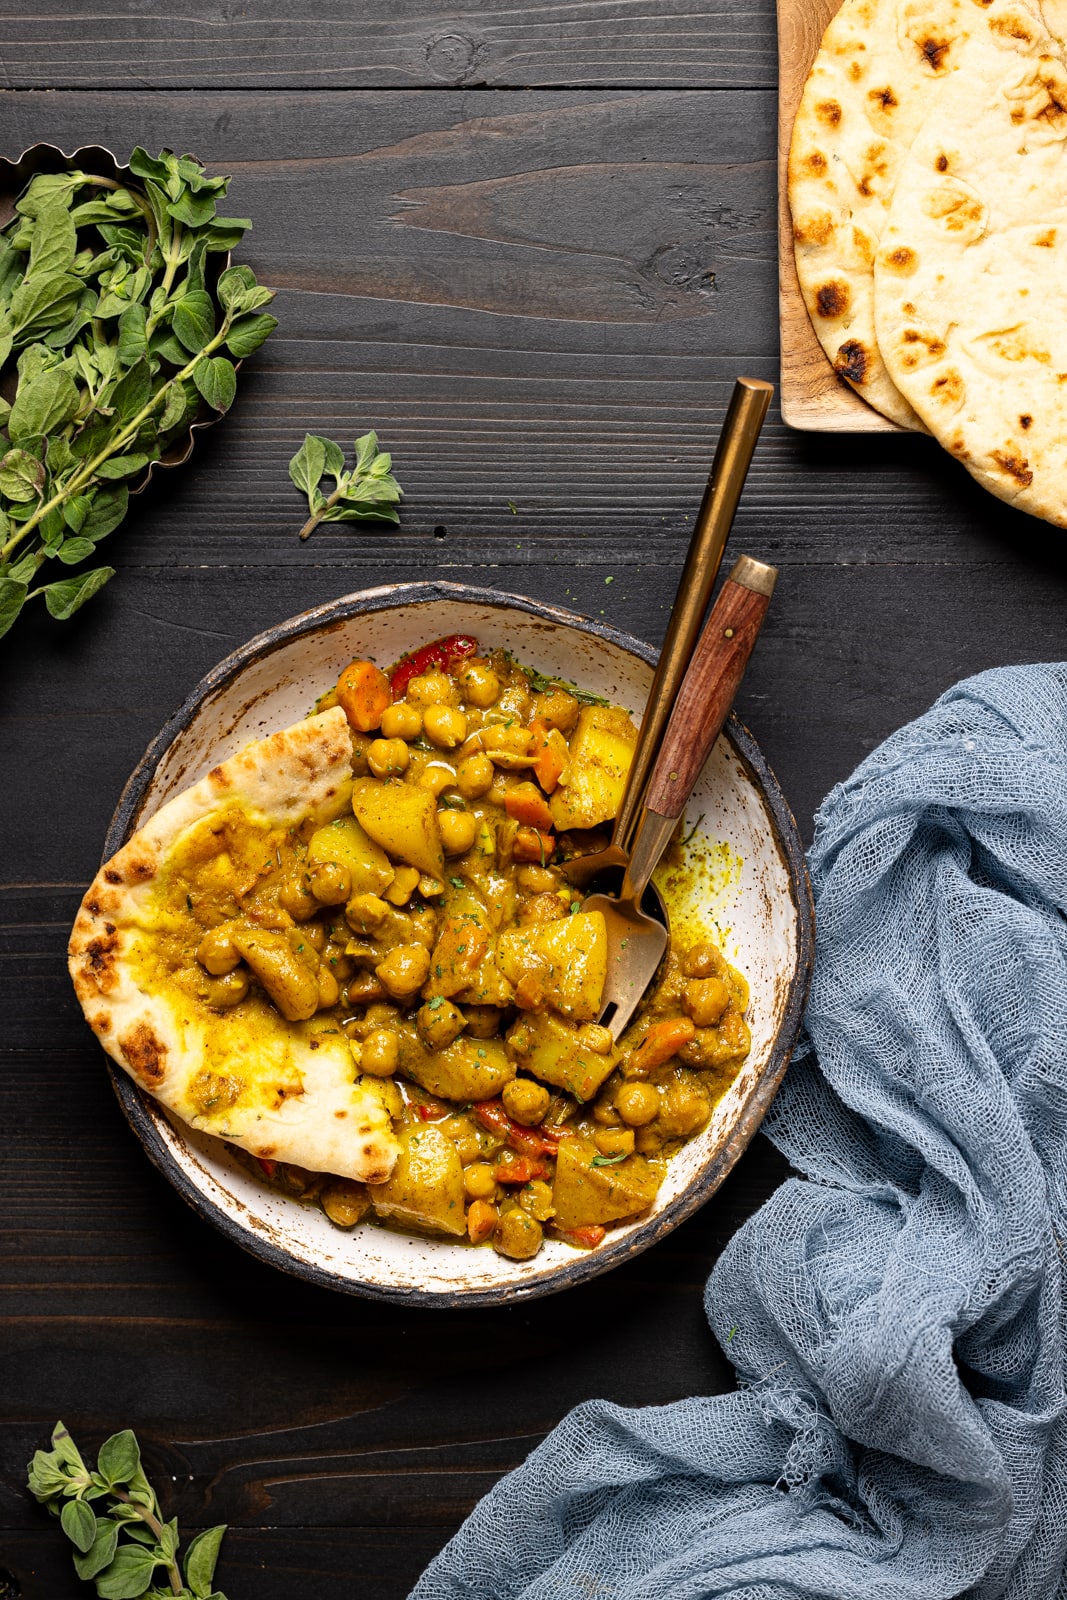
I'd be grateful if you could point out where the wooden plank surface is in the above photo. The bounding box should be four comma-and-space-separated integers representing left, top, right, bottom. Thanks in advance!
3, 69, 1067, 1600
0, 1, 777, 90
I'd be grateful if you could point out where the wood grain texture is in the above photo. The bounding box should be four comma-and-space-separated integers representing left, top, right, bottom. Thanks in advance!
3, 72, 1067, 1600
646, 575, 771, 813
0, 1, 777, 90
775, 0, 906, 431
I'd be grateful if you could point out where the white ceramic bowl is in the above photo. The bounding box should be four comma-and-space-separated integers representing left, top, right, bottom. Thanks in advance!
103, 581, 813, 1305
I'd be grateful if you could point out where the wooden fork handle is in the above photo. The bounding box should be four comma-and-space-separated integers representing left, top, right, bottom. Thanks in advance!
642, 555, 776, 819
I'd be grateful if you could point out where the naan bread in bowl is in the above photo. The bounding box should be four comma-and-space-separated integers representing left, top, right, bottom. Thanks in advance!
788, 0, 1055, 426
874, 49, 1067, 523
69, 706, 400, 1185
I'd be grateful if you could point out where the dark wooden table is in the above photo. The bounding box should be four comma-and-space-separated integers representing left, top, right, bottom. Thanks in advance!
3, 8, 1067, 1597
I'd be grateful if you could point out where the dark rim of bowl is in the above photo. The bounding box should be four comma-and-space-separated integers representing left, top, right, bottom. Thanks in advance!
101, 579, 815, 1309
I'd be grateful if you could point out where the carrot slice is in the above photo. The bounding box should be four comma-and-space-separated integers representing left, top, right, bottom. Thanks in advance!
504, 782, 555, 832
630, 1016, 697, 1074
335, 659, 391, 732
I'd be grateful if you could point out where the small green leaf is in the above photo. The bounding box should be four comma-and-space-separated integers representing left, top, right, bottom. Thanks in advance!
118, 303, 148, 366
94, 1540, 159, 1600
63, 492, 92, 532
94, 452, 153, 480
26, 1444, 69, 1500
9, 270, 82, 334
322, 501, 401, 527
72, 1519, 119, 1582
171, 290, 215, 353
0, 447, 45, 501
192, 355, 236, 413
128, 147, 173, 186
167, 189, 217, 228
216, 264, 256, 309
60, 1496, 98, 1552
43, 564, 115, 619
321, 438, 345, 479
184, 1524, 227, 1598
95, 1428, 142, 1488
8, 368, 80, 442
8, 551, 37, 584
107, 358, 152, 423
27, 201, 78, 279
81, 485, 129, 543
289, 434, 327, 505
149, 329, 190, 367
590, 1152, 628, 1167
56, 536, 97, 565
354, 431, 378, 471
224, 311, 277, 359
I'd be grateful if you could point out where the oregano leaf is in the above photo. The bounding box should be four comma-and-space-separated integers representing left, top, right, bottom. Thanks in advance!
289, 434, 327, 504
184, 1524, 227, 1597
28, 201, 78, 279
225, 311, 277, 358
192, 355, 236, 412
95, 1429, 142, 1487
171, 289, 215, 353
56, 537, 97, 565
94, 1540, 159, 1600
0, 447, 45, 500
72, 1519, 119, 1581
8, 367, 80, 442
60, 1496, 97, 1552
42, 564, 115, 619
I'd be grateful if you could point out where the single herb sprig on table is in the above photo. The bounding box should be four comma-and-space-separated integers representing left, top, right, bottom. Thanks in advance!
27, 1422, 230, 1599
0, 147, 277, 641
289, 430, 403, 540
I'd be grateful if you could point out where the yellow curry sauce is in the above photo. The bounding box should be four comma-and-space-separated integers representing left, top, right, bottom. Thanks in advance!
136, 639, 751, 1260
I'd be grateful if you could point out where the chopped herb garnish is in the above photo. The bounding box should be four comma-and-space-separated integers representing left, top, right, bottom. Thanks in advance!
428, 997, 444, 1011
681, 812, 706, 847
450, 876, 464, 888
590, 1153, 628, 1167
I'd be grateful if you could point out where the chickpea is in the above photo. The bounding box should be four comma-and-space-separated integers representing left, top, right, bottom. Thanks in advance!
383, 865, 421, 907
658, 1078, 710, 1138
361, 1028, 400, 1077
375, 943, 431, 1000
410, 907, 438, 948
495, 683, 533, 723
578, 1023, 614, 1055
594, 1126, 635, 1158
197, 925, 241, 976
380, 702, 423, 740
532, 688, 579, 733
493, 1207, 543, 1260
502, 1077, 551, 1126
201, 967, 250, 1008
367, 738, 410, 778
309, 861, 352, 905
616, 1081, 660, 1127
518, 1179, 555, 1221
683, 976, 731, 1027
417, 997, 467, 1052
424, 704, 468, 750
467, 1198, 498, 1244
319, 1179, 370, 1229
418, 763, 456, 797
591, 1095, 622, 1127
681, 942, 725, 980
279, 874, 317, 921
301, 921, 328, 952
457, 753, 494, 798
346, 891, 390, 930
518, 892, 566, 926
464, 1005, 502, 1039
316, 966, 340, 1009
464, 1162, 498, 1201
460, 660, 501, 708
439, 809, 477, 857
516, 864, 558, 894
406, 671, 452, 706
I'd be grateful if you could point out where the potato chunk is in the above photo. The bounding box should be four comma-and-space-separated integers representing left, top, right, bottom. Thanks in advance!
351, 777, 445, 880
497, 911, 607, 1021
551, 1136, 663, 1230
548, 705, 637, 832
369, 1125, 466, 1236
399, 1033, 515, 1102
308, 815, 395, 897
229, 925, 319, 1021
507, 1012, 618, 1102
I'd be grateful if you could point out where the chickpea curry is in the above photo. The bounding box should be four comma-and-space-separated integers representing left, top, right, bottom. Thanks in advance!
154, 635, 752, 1262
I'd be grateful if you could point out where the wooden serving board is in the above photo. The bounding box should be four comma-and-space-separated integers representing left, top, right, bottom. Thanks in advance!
776, 0, 911, 432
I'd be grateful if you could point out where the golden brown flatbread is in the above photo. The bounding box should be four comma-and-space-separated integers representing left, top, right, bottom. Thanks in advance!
874, 50, 1067, 523
789, 0, 1055, 426
69, 707, 400, 1184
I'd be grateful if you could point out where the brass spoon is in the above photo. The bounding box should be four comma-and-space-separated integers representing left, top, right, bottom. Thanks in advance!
561, 375, 773, 892
586, 554, 778, 1040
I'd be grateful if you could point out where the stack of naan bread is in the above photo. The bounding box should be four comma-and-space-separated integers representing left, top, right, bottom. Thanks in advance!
788, 0, 1067, 525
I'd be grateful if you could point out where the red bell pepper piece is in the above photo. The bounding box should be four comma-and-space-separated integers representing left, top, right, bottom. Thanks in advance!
493, 1154, 548, 1184
256, 1157, 277, 1179
555, 1224, 606, 1250
389, 634, 479, 700
473, 1099, 558, 1157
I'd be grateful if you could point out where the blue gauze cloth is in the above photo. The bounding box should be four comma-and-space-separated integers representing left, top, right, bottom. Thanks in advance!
411, 664, 1067, 1600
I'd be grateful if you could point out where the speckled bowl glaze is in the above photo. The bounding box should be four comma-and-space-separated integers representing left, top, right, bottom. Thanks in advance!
103, 581, 814, 1306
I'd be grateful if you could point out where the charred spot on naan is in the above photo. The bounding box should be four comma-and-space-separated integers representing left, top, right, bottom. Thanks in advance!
898, 326, 947, 368
794, 211, 835, 247
119, 1021, 168, 1087
834, 339, 872, 383
990, 448, 1035, 487
1020, 414, 1033, 430
816, 99, 843, 124
880, 244, 919, 274
921, 181, 987, 240
929, 369, 965, 407
815, 280, 851, 318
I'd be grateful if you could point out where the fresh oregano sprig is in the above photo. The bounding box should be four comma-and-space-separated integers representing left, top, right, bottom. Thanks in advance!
27, 1421, 230, 1600
289, 430, 403, 540
0, 148, 278, 641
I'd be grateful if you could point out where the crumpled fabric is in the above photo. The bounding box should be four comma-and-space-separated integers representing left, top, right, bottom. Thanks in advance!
411, 664, 1067, 1600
